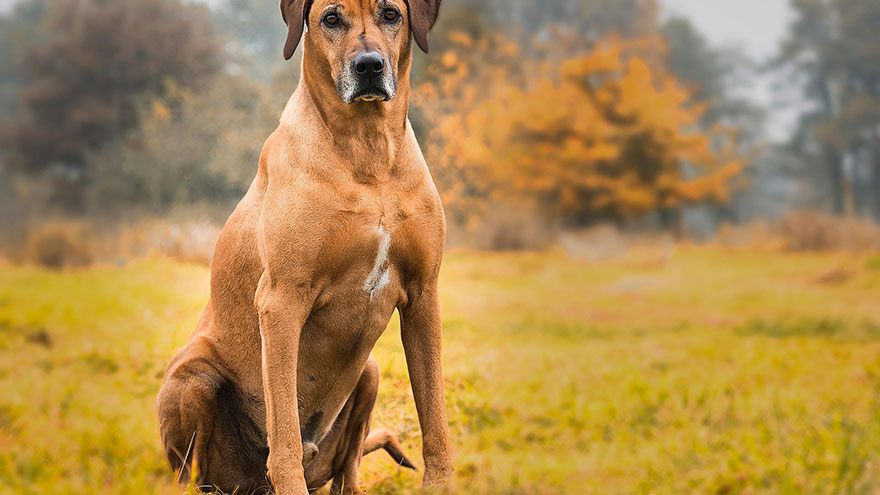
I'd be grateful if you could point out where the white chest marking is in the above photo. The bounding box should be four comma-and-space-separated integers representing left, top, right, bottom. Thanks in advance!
364, 225, 391, 299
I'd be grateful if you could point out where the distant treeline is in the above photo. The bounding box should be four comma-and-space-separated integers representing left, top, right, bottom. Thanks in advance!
0, 0, 878, 238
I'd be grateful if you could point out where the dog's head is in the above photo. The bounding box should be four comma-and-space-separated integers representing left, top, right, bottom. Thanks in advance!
281, 0, 441, 104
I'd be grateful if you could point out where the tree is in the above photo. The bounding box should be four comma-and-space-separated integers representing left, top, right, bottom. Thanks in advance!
443, 0, 658, 42
820, 0, 880, 220
1, 0, 221, 210
661, 16, 762, 136
0, 0, 47, 121
661, 16, 764, 225
419, 0, 659, 83
414, 34, 747, 229
775, 0, 880, 219
86, 75, 277, 216
213, 0, 291, 82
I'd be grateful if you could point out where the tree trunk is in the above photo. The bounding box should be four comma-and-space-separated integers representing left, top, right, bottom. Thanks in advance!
874, 158, 880, 222
817, 77, 846, 216
661, 207, 684, 239
828, 151, 845, 215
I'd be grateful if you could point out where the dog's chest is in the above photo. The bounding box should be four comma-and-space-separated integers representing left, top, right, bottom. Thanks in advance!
316, 185, 426, 307
362, 222, 392, 299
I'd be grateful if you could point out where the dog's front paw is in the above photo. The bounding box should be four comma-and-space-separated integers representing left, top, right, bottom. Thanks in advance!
422, 465, 455, 491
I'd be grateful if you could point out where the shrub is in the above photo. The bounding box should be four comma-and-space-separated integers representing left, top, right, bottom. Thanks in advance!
776, 211, 880, 252
470, 205, 556, 251
6, 218, 221, 267
113, 219, 220, 265
23, 221, 94, 268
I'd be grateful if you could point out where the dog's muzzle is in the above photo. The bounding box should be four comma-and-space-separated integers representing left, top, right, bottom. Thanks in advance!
337, 50, 396, 104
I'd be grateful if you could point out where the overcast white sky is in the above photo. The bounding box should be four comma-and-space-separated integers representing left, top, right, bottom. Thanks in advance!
661, 0, 794, 60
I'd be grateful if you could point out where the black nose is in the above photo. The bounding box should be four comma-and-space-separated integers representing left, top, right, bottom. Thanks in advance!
353, 51, 385, 77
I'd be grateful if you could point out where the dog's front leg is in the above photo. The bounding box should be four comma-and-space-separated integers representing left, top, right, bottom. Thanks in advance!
256, 270, 312, 495
400, 284, 454, 487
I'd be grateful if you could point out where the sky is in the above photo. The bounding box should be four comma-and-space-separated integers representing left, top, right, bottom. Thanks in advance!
660, 0, 799, 140
661, 0, 794, 61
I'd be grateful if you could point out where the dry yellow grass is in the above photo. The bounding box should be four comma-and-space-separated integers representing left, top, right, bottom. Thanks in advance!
1, 246, 880, 494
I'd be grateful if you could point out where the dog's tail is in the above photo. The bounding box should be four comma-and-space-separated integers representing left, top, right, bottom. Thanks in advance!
362, 428, 417, 470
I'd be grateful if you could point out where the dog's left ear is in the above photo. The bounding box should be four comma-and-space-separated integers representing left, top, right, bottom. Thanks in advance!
405, 0, 442, 53
281, 0, 312, 60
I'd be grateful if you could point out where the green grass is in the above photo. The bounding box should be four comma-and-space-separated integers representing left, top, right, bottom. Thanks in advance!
2, 246, 880, 494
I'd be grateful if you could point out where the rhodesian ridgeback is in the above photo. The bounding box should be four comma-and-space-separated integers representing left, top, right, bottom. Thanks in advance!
156, 0, 453, 493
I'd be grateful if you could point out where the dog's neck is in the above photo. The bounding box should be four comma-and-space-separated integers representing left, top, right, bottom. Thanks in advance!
281, 39, 413, 179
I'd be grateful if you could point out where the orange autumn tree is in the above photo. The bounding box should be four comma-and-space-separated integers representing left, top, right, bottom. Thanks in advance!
414, 34, 747, 227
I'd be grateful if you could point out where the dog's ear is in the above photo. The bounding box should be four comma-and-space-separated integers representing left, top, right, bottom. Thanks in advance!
405, 0, 442, 53
281, 0, 312, 60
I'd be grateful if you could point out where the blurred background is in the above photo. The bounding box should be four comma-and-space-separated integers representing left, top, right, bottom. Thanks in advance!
1, 0, 879, 258
2, 1, 880, 494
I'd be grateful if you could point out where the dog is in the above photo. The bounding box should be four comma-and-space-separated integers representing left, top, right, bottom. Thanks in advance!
155, 0, 453, 493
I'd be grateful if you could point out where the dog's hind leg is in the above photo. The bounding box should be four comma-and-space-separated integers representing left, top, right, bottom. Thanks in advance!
304, 356, 416, 494
157, 337, 270, 494
327, 357, 381, 495
302, 356, 381, 495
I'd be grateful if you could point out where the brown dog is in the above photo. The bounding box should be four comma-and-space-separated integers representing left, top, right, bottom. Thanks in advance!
155, 0, 453, 493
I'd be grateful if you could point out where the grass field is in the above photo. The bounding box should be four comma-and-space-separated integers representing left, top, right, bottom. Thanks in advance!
2, 246, 880, 495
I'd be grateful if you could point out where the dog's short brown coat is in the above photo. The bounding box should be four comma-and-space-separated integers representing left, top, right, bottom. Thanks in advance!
156, 1, 453, 493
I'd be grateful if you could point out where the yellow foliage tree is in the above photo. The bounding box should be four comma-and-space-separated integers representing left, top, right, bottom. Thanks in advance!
413, 34, 747, 227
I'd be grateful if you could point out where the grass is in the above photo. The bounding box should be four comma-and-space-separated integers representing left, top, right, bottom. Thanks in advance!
2, 245, 880, 494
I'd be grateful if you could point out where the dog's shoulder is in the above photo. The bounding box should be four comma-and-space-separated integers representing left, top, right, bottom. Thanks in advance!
252, 123, 349, 228
258, 125, 311, 177
258, 90, 332, 178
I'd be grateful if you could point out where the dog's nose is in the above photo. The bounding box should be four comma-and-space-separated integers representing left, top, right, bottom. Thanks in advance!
353, 51, 385, 77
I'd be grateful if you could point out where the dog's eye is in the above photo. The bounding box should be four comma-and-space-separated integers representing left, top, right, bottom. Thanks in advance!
322, 12, 341, 27
381, 8, 400, 23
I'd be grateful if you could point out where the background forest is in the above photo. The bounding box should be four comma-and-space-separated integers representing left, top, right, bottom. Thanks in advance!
2, 0, 879, 257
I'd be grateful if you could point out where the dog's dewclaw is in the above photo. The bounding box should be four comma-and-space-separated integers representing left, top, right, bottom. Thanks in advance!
384, 436, 417, 470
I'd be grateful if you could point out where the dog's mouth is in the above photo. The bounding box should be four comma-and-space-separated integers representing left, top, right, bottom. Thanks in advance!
337, 71, 396, 104
350, 87, 391, 103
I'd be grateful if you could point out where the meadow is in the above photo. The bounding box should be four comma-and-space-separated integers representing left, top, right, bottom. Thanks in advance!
2, 246, 880, 495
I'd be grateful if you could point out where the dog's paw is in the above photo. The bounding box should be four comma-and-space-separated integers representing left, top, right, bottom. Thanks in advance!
422, 466, 456, 492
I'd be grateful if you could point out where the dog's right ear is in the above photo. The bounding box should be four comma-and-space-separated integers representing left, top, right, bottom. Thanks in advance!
406, 0, 442, 53
281, 0, 312, 60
